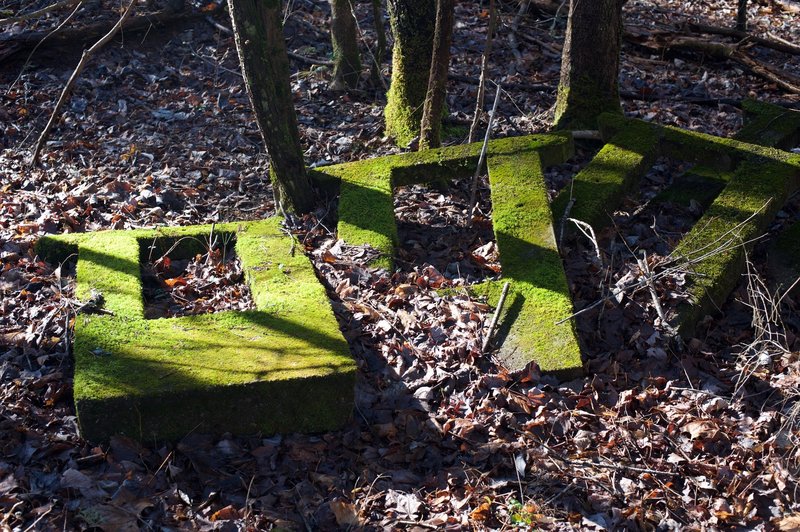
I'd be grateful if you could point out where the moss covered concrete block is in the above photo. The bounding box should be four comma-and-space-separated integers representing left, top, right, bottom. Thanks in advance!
595, 112, 800, 337
739, 99, 800, 151
551, 118, 660, 231
312, 134, 583, 377
311, 134, 573, 270
670, 154, 800, 337
483, 148, 583, 378
36, 218, 356, 442
656, 99, 800, 209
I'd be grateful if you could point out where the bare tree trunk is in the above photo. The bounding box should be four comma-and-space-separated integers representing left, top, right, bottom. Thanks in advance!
329, 0, 361, 91
370, 0, 387, 83
227, 0, 313, 213
419, 0, 454, 150
553, 0, 625, 129
736, 0, 748, 31
384, 0, 436, 146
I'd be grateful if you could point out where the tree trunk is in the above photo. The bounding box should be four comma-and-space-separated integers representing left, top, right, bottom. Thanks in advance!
419, 0, 454, 150
329, 0, 361, 90
227, 0, 313, 213
370, 0, 387, 83
553, 0, 625, 129
736, 0, 748, 31
384, 0, 436, 146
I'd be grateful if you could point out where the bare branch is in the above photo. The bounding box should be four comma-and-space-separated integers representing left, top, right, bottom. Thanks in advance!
30, 0, 136, 166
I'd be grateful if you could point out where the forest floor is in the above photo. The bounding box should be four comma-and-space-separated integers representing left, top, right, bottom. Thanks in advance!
1, 0, 800, 529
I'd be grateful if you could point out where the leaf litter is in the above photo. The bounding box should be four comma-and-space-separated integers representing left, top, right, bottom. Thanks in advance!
0, 0, 799, 529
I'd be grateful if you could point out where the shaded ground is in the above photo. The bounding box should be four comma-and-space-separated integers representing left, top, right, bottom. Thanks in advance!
1, 0, 799, 529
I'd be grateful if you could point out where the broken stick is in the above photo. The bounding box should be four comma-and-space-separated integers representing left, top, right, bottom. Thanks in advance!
482, 281, 511, 353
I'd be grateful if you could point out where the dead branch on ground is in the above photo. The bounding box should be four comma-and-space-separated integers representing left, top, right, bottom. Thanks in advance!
686, 22, 800, 55
0, 5, 196, 64
0, 0, 81, 26
629, 33, 800, 94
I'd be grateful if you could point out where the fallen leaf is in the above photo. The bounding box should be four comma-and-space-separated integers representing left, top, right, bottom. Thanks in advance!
470, 499, 492, 521
330, 498, 360, 527
210, 505, 240, 521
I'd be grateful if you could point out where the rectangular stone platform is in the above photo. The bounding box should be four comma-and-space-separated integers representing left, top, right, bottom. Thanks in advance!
36, 218, 356, 442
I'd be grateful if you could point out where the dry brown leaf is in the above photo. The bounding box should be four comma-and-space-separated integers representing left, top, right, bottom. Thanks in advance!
682, 419, 720, 440
776, 514, 800, 531
210, 504, 240, 521
469, 500, 492, 521
330, 498, 361, 527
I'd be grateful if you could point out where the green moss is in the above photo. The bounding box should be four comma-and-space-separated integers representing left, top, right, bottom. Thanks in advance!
37, 218, 355, 442
654, 99, 800, 210
739, 99, 800, 151
311, 134, 573, 270
483, 147, 583, 377
384, 4, 436, 146
313, 133, 582, 376
596, 112, 800, 337
552, 120, 660, 231
672, 156, 800, 337
553, 77, 623, 130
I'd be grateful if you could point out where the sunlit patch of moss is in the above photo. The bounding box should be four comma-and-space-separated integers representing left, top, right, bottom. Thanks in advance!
313, 134, 583, 376
672, 156, 800, 337
36, 218, 356, 442
552, 119, 660, 231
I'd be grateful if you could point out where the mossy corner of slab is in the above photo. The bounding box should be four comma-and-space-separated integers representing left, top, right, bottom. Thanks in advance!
468, 281, 583, 378
552, 119, 659, 231
36, 217, 356, 441
740, 99, 800, 149
310, 133, 573, 271
670, 157, 800, 337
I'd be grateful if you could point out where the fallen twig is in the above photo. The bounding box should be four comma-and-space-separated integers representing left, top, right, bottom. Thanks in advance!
287, 50, 334, 67
534, 438, 681, 478
637, 251, 671, 333
687, 22, 800, 55
30, 0, 137, 166
467, 0, 496, 143
567, 218, 601, 262
482, 281, 511, 353
0, 0, 80, 26
468, 82, 501, 219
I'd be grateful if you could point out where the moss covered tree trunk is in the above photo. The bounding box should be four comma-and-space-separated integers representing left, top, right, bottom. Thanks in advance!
419, 0, 454, 150
329, 0, 361, 90
553, 0, 625, 129
384, 0, 436, 146
227, 0, 313, 213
